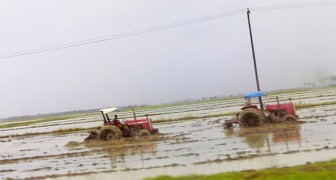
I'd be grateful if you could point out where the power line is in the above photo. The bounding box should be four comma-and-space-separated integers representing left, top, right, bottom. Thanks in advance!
250, 0, 336, 11
0, 9, 245, 58
1, 0, 336, 59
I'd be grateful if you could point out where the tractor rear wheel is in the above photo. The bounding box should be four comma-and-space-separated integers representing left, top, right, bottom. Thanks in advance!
137, 129, 151, 137
98, 125, 122, 141
283, 115, 298, 123
238, 108, 265, 128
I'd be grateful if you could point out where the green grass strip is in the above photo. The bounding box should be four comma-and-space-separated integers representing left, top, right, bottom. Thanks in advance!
153, 112, 238, 123
295, 101, 336, 109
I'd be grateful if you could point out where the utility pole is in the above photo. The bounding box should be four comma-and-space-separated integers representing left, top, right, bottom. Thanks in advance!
247, 8, 264, 109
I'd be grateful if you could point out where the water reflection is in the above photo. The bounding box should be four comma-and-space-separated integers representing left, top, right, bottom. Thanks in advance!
224, 123, 301, 153
272, 124, 301, 152
84, 139, 157, 170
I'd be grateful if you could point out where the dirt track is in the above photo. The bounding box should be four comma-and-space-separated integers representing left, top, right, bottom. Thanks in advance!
1, 88, 336, 179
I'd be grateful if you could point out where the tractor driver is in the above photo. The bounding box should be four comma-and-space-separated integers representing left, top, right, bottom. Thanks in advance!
113, 115, 119, 124
114, 115, 128, 130
242, 97, 258, 110
245, 98, 252, 106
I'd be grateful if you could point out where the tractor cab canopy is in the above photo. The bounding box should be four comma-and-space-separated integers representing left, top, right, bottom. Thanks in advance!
244, 91, 266, 99
99, 108, 118, 114
99, 108, 119, 122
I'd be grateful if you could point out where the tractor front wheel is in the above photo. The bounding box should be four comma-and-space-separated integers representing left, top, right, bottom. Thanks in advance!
283, 115, 298, 123
138, 129, 151, 137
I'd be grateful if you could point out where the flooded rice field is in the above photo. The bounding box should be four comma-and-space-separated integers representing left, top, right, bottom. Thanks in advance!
1, 88, 336, 179
1, 88, 336, 137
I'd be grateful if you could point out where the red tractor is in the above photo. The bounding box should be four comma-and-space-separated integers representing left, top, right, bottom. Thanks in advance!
224, 91, 298, 128
85, 108, 158, 141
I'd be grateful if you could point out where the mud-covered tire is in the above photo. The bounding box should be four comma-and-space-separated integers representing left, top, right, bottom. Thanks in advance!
238, 108, 265, 127
137, 129, 151, 137
98, 125, 122, 141
266, 115, 282, 124
283, 115, 298, 123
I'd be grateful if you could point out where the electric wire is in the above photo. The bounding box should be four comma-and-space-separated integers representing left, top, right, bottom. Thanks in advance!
0, 9, 245, 58
1, 0, 336, 58
250, 0, 336, 11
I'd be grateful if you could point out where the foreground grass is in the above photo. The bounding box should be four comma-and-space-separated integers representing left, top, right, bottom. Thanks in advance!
145, 159, 336, 180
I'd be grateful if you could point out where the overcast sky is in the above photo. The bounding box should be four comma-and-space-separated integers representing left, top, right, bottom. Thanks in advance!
0, 0, 335, 118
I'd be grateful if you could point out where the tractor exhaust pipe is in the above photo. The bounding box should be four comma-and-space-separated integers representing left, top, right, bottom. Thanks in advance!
276, 96, 280, 108
132, 107, 137, 120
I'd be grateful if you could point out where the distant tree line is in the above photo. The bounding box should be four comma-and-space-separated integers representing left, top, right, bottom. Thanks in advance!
1, 109, 101, 122
304, 75, 336, 87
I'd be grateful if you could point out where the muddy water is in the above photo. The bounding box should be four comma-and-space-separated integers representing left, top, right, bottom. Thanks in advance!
1, 107, 336, 179
1, 89, 336, 179
58, 149, 336, 180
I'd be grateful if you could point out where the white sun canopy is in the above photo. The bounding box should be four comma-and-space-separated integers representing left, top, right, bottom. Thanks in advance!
99, 108, 118, 114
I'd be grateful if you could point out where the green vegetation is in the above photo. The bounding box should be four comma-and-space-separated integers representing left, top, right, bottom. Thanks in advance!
123, 96, 242, 112
145, 159, 336, 180
0, 127, 99, 139
0, 118, 101, 138
129, 86, 336, 112
0, 113, 96, 129
268, 85, 336, 96
267, 87, 313, 96
295, 101, 336, 109
0, 112, 237, 138
154, 112, 237, 123
50, 127, 93, 134
1, 86, 335, 130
